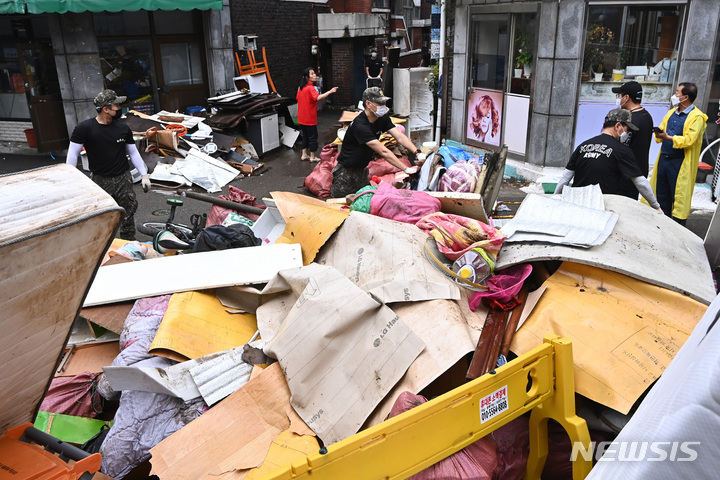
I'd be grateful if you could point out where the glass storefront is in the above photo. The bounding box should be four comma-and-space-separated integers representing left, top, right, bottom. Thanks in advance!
94, 9, 206, 114
576, 3, 686, 163
467, 10, 537, 155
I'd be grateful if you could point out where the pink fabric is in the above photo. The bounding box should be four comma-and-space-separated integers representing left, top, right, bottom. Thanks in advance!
304, 143, 339, 198
39, 371, 102, 418
416, 212, 506, 262
388, 392, 498, 479
367, 157, 410, 179
469, 264, 533, 311
206, 185, 265, 227
439, 160, 481, 193
365, 182, 442, 224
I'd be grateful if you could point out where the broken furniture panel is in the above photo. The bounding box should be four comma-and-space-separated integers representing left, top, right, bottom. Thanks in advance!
0, 164, 122, 436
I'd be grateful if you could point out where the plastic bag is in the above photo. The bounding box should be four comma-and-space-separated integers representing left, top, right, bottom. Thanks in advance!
469, 264, 533, 311
439, 159, 482, 193
304, 143, 339, 198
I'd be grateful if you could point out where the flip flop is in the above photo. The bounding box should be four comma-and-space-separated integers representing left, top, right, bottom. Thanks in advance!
301, 156, 310, 161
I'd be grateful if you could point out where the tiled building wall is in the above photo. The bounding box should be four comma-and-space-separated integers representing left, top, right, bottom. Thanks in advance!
0, 121, 34, 143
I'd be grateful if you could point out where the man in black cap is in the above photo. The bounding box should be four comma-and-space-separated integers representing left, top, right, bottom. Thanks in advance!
612, 81, 654, 197
65, 89, 151, 240
331, 87, 422, 198
554, 108, 662, 211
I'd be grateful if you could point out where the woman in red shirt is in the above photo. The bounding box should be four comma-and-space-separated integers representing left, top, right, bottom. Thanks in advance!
296, 67, 338, 161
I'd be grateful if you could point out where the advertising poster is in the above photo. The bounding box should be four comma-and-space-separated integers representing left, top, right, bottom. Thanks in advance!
466, 88, 503, 147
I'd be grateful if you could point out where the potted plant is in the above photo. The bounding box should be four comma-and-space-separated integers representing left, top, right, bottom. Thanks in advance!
584, 25, 614, 80
515, 27, 533, 78
613, 47, 630, 81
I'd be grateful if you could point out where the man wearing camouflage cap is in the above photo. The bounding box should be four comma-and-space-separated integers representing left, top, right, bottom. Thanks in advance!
554, 108, 662, 212
330, 87, 423, 198
66, 89, 151, 240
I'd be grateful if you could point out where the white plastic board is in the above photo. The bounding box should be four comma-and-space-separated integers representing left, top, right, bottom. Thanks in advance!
84, 243, 302, 306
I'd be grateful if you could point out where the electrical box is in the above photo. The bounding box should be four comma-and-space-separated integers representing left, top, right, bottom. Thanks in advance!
237, 35, 258, 51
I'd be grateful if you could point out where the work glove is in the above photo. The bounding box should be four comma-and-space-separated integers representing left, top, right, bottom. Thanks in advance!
141, 174, 151, 193
404, 166, 419, 175
416, 153, 427, 163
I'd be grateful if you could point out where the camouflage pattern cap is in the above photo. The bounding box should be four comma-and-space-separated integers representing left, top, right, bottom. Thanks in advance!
362, 87, 391, 105
93, 89, 127, 108
604, 108, 638, 131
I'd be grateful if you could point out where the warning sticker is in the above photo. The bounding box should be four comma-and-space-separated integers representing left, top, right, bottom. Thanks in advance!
480, 385, 509, 423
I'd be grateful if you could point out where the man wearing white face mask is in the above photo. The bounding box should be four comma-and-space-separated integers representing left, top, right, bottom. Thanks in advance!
331, 87, 422, 198
612, 81, 654, 199
554, 109, 663, 212
643, 82, 707, 225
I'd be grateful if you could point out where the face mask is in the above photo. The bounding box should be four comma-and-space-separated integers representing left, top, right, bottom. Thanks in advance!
374, 104, 389, 117
371, 53, 377, 59
615, 96, 626, 108
619, 130, 629, 144
670, 94, 681, 107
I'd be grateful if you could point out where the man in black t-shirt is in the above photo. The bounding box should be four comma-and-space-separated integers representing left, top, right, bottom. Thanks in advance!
612, 81, 654, 198
365, 49, 384, 87
65, 89, 151, 240
554, 108, 662, 211
331, 87, 423, 198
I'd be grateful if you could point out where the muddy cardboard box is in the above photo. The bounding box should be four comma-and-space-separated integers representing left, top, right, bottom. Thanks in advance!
0, 165, 122, 461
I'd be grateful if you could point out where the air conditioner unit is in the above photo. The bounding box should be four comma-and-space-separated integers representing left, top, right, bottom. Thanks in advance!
394, 29, 407, 38
237, 35, 258, 51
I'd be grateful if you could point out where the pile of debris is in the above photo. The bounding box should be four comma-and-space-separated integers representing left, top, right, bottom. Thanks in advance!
1, 163, 716, 480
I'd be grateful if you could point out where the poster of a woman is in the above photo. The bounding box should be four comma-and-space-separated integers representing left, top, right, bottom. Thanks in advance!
466, 89, 503, 146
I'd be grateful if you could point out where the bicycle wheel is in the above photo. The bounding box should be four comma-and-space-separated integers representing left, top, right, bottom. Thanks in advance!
136, 222, 194, 239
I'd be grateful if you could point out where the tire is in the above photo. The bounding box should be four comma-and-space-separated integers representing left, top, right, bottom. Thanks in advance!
136, 222, 194, 239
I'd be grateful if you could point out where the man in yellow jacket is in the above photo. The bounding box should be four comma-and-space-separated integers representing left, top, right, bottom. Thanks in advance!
646, 82, 707, 225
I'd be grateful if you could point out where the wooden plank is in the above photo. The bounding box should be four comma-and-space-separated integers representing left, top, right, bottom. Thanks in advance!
84, 244, 303, 307
80, 302, 134, 334
466, 308, 508, 379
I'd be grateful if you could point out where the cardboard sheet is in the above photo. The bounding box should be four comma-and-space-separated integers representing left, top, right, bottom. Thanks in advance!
315, 211, 461, 304
257, 264, 426, 445
270, 191, 349, 265
510, 262, 707, 414
150, 363, 314, 479
84, 243, 303, 306
587, 293, 720, 478
150, 290, 258, 360
496, 195, 716, 304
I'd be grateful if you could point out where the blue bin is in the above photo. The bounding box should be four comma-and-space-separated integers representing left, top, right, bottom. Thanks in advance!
185, 105, 206, 115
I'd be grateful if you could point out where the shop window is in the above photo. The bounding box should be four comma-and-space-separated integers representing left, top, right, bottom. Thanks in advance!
510, 13, 535, 96
160, 42, 202, 86
582, 5, 685, 83
99, 39, 156, 107
469, 13, 509, 92
94, 11, 151, 36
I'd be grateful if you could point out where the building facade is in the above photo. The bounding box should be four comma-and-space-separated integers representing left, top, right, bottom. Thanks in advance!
0, 0, 235, 152
445, 0, 720, 175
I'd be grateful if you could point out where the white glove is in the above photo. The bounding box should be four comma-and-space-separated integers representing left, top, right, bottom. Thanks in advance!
416, 153, 427, 163
141, 174, 151, 193
404, 166, 419, 175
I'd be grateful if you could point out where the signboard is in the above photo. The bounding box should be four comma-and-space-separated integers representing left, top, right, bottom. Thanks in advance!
466, 88, 503, 147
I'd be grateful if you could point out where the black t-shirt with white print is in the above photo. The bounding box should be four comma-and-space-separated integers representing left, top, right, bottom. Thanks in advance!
70, 117, 134, 176
567, 133, 643, 199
